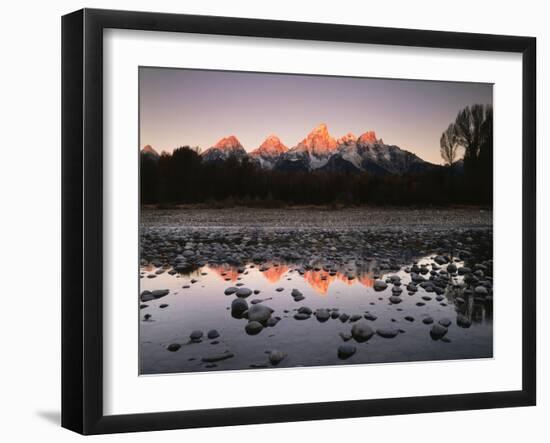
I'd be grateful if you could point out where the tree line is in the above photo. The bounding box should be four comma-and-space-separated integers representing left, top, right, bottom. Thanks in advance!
140, 104, 492, 207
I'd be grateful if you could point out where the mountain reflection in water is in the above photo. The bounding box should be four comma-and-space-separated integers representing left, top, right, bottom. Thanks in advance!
196, 262, 375, 296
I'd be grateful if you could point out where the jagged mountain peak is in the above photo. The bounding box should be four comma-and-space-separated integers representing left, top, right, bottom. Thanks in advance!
294, 123, 338, 156
201, 135, 247, 163
251, 135, 288, 156
337, 133, 357, 146
357, 131, 380, 145
212, 135, 244, 151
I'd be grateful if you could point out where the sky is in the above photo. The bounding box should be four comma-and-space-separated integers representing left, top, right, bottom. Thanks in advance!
139, 67, 492, 165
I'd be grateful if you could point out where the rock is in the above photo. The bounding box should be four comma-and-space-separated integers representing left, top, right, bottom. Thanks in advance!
269, 350, 286, 365
430, 324, 448, 340
167, 343, 181, 352
291, 289, 303, 298
276, 287, 285, 292
231, 298, 248, 316
190, 330, 203, 341
389, 296, 402, 304
474, 286, 489, 296
339, 332, 352, 341
392, 286, 403, 295
315, 308, 330, 322
159, 303, 168, 308
247, 304, 273, 323
143, 314, 152, 320
339, 313, 350, 323
224, 287, 238, 295
374, 280, 388, 291
298, 306, 313, 315
140, 290, 155, 302
236, 287, 253, 298
293, 295, 305, 302
434, 255, 448, 265
421, 295, 432, 301
376, 328, 399, 338
294, 312, 310, 320
458, 267, 472, 275
349, 314, 362, 322
337, 344, 357, 359
245, 321, 264, 335
266, 317, 280, 327
456, 314, 472, 328
201, 351, 234, 363
404, 316, 414, 322
422, 316, 434, 324
152, 289, 169, 299
351, 321, 374, 342
416, 302, 426, 306
364, 312, 378, 321
331, 310, 340, 319
207, 329, 220, 339
438, 318, 452, 327
447, 263, 457, 273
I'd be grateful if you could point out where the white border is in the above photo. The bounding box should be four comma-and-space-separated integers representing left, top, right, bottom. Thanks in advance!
103, 29, 523, 415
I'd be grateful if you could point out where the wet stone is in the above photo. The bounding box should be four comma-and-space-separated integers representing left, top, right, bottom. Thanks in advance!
338, 344, 357, 359
376, 328, 400, 338
201, 351, 234, 363
339, 332, 352, 341
236, 287, 253, 298
207, 329, 220, 339
351, 321, 374, 342
247, 304, 273, 323
339, 313, 350, 323
315, 309, 330, 322
269, 350, 286, 365
231, 298, 248, 316
245, 321, 264, 335
389, 296, 402, 304
374, 280, 388, 291
167, 343, 181, 352
190, 330, 203, 341
430, 324, 448, 340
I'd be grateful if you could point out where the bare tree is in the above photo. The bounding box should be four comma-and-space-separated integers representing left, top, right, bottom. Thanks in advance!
440, 123, 460, 167
453, 104, 490, 168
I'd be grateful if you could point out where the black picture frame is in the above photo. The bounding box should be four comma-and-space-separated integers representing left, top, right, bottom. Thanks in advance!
62, 8, 537, 435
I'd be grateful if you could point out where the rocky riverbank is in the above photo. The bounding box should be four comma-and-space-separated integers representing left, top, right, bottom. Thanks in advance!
139, 207, 493, 374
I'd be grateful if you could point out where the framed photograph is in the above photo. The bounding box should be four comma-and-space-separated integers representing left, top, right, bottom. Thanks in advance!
62, 8, 536, 434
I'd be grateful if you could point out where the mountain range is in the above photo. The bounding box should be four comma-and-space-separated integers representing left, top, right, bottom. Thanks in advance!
141, 124, 439, 175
